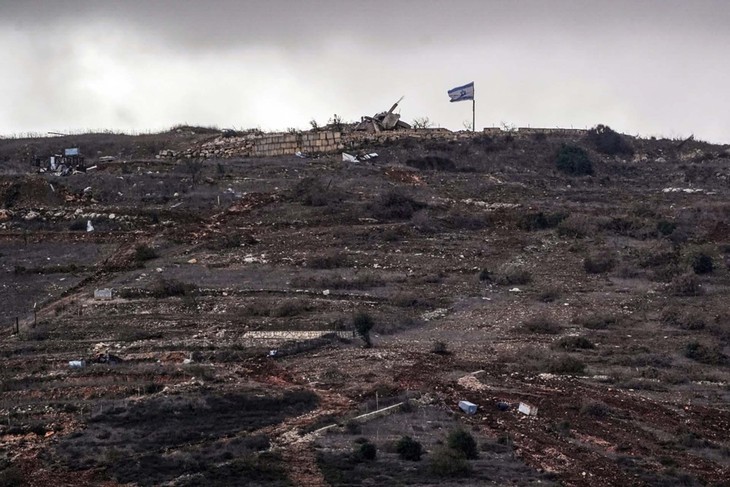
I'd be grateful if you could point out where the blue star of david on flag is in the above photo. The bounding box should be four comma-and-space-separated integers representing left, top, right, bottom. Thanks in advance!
448, 82, 474, 102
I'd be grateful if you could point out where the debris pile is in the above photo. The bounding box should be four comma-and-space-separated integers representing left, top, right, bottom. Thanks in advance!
354, 97, 412, 133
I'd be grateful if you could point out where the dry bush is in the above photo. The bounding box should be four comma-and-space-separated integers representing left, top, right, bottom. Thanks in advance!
517, 211, 568, 231
537, 286, 561, 302
270, 300, 309, 318
410, 210, 442, 234
367, 190, 425, 221
668, 273, 703, 296
584, 252, 616, 274
495, 264, 531, 285
133, 244, 158, 262
557, 214, 594, 238
580, 400, 611, 418
291, 177, 344, 207
553, 336, 594, 351
404, 156, 456, 171
548, 355, 586, 374
150, 279, 196, 298
522, 317, 561, 334
576, 313, 618, 330
429, 447, 472, 477
683, 341, 727, 365
660, 307, 706, 330
682, 246, 715, 275
307, 252, 350, 269
638, 242, 678, 268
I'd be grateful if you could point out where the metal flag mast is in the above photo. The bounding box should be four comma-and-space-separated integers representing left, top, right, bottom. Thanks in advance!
447, 81, 476, 132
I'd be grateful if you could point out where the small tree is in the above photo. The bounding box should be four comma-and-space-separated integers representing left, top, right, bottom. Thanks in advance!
556, 144, 593, 176
185, 159, 204, 186
587, 124, 633, 155
412, 117, 433, 129
395, 436, 423, 461
447, 429, 478, 460
353, 312, 375, 347
353, 440, 377, 461
429, 447, 472, 477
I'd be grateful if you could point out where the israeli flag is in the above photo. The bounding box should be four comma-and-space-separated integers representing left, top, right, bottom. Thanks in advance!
448, 82, 474, 102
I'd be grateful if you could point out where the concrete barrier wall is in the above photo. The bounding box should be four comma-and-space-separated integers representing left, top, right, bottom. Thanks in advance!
170, 126, 589, 160
483, 127, 588, 137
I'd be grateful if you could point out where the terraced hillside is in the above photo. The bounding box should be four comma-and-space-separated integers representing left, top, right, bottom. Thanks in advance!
1, 127, 729, 486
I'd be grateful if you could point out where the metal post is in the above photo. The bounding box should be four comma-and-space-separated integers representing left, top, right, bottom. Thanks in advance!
472, 98, 476, 132
15, 317, 19, 334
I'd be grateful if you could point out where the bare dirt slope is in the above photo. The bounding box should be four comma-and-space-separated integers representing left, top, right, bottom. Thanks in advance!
1, 128, 729, 486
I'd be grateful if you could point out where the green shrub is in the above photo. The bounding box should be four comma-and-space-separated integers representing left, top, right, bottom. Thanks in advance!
683, 341, 727, 365
657, 220, 677, 236
395, 436, 423, 461
429, 447, 472, 477
587, 124, 633, 155
690, 252, 713, 275
353, 441, 377, 462
447, 429, 478, 460
556, 144, 593, 176
353, 312, 375, 347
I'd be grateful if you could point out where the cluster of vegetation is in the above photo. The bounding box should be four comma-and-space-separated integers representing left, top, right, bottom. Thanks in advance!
555, 144, 593, 175
353, 312, 375, 347
522, 317, 561, 334
587, 124, 634, 155
517, 211, 568, 231
150, 279, 197, 298
133, 243, 158, 262
368, 191, 426, 221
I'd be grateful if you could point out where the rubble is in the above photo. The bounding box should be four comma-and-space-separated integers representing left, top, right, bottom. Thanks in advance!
354, 97, 412, 133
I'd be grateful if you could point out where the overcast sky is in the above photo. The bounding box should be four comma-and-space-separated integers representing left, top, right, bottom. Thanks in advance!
1, 0, 728, 142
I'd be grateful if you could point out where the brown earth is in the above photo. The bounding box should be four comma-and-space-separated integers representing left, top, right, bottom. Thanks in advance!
1, 127, 729, 486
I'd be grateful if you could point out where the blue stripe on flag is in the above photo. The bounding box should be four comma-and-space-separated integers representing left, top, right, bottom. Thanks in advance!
448, 81, 474, 102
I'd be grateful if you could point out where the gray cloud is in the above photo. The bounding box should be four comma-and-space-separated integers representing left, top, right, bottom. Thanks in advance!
1, 0, 729, 141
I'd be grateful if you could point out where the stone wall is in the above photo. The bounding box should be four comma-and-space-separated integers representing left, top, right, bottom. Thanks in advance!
160, 125, 590, 160
483, 127, 588, 137
168, 131, 342, 159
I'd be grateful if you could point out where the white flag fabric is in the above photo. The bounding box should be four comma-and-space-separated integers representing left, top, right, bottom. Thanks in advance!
448, 82, 474, 102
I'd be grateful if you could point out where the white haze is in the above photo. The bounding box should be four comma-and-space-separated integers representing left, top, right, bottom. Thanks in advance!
0, 0, 728, 142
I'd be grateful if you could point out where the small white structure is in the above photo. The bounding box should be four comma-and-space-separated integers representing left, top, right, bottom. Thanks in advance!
458, 400, 478, 415
94, 288, 113, 300
518, 402, 538, 416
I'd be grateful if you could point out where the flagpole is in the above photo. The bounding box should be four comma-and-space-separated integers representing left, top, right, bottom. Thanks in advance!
472, 98, 475, 132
